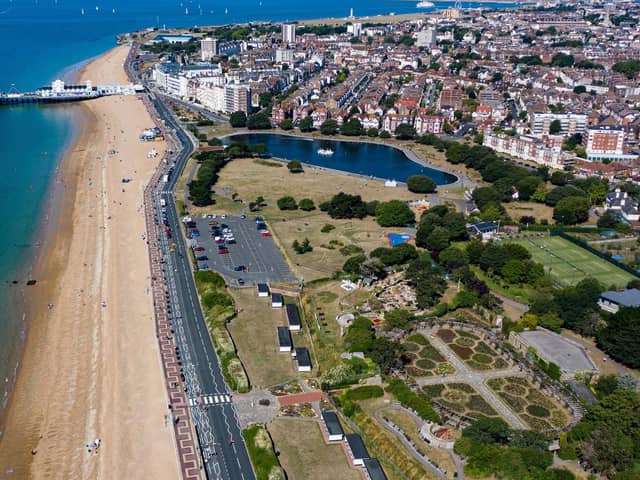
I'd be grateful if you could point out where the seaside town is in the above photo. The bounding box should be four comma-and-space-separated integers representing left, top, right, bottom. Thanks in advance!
2, 1, 640, 480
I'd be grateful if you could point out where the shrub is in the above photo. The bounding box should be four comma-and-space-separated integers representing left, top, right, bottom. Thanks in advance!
277, 196, 298, 210
406, 333, 429, 346
345, 386, 384, 401
287, 160, 303, 173
416, 358, 436, 370
422, 384, 445, 397
472, 353, 493, 364
407, 175, 437, 193
279, 118, 293, 130
298, 198, 315, 211
385, 379, 440, 423
229, 111, 247, 128
527, 404, 550, 418
320, 223, 335, 233
339, 244, 364, 256
292, 238, 312, 254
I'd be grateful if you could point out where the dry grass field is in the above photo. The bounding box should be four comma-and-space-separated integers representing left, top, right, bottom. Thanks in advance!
227, 288, 302, 388
267, 419, 361, 480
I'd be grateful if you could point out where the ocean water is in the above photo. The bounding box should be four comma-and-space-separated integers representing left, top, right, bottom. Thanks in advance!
0, 0, 518, 417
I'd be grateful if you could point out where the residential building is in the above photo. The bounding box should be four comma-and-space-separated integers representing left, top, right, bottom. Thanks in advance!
197, 84, 225, 112
282, 23, 296, 43
605, 189, 640, 222
416, 28, 436, 48
583, 126, 627, 162
224, 84, 250, 114
275, 48, 294, 64
467, 221, 499, 241
414, 114, 444, 135
347, 23, 362, 37
530, 112, 587, 137
598, 289, 640, 313
483, 131, 564, 169
201, 37, 218, 61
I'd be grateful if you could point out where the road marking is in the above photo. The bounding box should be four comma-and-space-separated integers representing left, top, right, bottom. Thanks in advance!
214, 395, 220, 403
225, 395, 231, 403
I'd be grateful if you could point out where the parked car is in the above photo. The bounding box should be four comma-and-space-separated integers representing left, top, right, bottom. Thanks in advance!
196, 255, 209, 261
218, 248, 229, 254
234, 265, 246, 271
193, 246, 205, 252
237, 278, 245, 285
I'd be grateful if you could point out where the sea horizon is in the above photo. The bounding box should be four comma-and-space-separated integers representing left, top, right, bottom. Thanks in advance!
0, 0, 521, 426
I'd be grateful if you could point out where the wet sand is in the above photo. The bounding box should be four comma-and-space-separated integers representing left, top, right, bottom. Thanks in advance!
0, 45, 179, 479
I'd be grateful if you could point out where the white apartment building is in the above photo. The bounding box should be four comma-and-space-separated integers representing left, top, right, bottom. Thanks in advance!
196, 84, 226, 112
275, 48, 294, 63
530, 112, 587, 137
282, 23, 296, 43
483, 131, 564, 169
201, 37, 218, 61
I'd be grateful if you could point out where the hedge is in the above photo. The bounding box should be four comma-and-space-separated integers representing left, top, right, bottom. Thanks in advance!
385, 379, 440, 423
345, 386, 384, 401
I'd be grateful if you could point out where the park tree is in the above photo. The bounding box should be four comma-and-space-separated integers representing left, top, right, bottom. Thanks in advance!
287, 160, 303, 173
407, 175, 437, 193
320, 119, 338, 135
298, 198, 315, 211
597, 307, 640, 368
341, 118, 364, 136
246, 112, 272, 129
375, 200, 415, 227
320, 192, 368, 219
553, 196, 591, 224
229, 111, 247, 128
298, 116, 314, 132
551, 52, 575, 67
292, 237, 312, 254
472, 186, 502, 209
279, 118, 293, 130
343, 254, 367, 274
516, 176, 543, 201
395, 123, 417, 140
549, 119, 562, 135
277, 196, 298, 210
379, 130, 392, 139
597, 210, 622, 229
425, 226, 451, 253
367, 127, 379, 137
405, 254, 447, 308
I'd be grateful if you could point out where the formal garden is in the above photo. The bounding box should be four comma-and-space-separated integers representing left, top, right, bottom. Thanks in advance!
422, 383, 500, 421
487, 376, 569, 431
436, 328, 511, 370
402, 333, 456, 377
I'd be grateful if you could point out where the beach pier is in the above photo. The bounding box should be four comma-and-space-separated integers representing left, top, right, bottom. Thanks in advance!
0, 79, 145, 105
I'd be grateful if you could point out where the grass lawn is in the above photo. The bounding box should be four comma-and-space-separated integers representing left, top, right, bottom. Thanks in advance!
504, 201, 555, 223
512, 236, 636, 287
267, 419, 361, 480
242, 424, 285, 480
228, 288, 301, 388
210, 158, 422, 281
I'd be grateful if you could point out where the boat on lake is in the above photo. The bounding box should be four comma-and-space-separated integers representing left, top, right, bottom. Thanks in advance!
317, 148, 334, 156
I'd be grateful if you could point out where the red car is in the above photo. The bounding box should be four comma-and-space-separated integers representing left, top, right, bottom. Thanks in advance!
193, 246, 205, 252
218, 248, 229, 254
261, 232, 272, 237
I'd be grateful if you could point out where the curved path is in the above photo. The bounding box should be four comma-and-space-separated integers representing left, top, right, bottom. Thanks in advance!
417, 328, 526, 429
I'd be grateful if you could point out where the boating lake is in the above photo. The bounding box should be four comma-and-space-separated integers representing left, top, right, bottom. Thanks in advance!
225, 133, 457, 185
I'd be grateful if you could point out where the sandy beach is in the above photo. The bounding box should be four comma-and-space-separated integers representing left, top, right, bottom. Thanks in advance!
0, 45, 179, 479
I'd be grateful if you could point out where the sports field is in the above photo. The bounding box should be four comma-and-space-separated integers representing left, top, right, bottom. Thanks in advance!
513, 236, 636, 287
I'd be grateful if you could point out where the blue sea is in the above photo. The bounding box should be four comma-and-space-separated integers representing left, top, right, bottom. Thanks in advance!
0, 0, 518, 416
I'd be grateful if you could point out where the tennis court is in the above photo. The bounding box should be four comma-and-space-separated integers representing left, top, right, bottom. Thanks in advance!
512, 235, 636, 287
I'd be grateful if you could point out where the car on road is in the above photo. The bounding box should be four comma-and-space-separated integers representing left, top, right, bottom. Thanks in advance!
208, 221, 218, 226
234, 265, 246, 271
261, 231, 272, 237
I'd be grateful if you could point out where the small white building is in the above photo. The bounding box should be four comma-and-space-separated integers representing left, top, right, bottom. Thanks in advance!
321, 411, 344, 441
271, 293, 283, 308
257, 283, 270, 297
345, 433, 369, 467
294, 347, 311, 372
277, 326, 292, 352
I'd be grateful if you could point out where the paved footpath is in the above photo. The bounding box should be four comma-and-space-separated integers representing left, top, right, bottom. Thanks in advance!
417, 329, 526, 430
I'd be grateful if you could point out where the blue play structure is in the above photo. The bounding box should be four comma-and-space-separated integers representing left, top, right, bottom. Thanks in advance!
387, 233, 413, 247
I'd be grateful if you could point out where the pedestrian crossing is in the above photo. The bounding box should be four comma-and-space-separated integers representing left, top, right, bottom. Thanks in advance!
188, 394, 232, 407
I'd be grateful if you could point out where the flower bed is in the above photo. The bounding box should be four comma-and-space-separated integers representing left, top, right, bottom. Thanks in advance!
437, 328, 457, 343
450, 344, 473, 360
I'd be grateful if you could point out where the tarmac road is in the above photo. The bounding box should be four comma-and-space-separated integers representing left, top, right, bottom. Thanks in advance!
150, 93, 255, 480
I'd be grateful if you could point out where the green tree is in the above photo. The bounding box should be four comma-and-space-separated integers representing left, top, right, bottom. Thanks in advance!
612, 59, 640, 79
549, 119, 562, 135
341, 118, 364, 136
395, 123, 416, 140
298, 198, 315, 211
375, 200, 415, 227
299, 116, 314, 132
367, 127, 378, 137
287, 160, 303, 173
551, 52, 575, 67
229, 111, 247, 128
502, 259, 528, 283
379, 130, 391, 139
597, 307, 640, 368
407, 175, 437, 193
320, 119, 338, 135
246, 111, 272, 129
343, 254, 366, 274
425, 226, 451, 253
553, 196, 591, 224
279, 118, 293, 130
531, 183, 548, 203
277, 196, 298, 210
597, 210, 621, 229
320, 192, 368, 219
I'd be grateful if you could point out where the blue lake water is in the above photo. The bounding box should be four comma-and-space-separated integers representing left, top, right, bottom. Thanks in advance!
0, 0, 517, 416
225, 133, 457, 184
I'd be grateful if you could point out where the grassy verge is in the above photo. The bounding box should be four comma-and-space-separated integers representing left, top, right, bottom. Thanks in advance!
242, 424, 286, 480
194, 271, 249, 392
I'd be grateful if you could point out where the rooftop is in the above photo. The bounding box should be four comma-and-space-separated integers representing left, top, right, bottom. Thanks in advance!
295, 347, 311, 368
363, 458, 387, 480
600, 288, 640, 308
345, 433, 369, 460
321, 411, 344, 437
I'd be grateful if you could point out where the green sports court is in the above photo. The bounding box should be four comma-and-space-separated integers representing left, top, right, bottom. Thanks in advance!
512, 235, 637, 288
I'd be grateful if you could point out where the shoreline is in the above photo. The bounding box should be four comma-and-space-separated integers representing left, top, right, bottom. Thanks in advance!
0, 45, 179, 479
0, 54, 94, 435
222, 130, 470, 188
